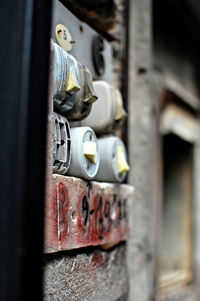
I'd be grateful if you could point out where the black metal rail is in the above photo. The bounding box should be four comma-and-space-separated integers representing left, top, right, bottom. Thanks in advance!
0, 0, 52, 300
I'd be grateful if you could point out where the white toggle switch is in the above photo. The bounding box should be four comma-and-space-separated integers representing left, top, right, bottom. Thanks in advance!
80, 81, 126, 133
67, 127, 100, 180
94, 136, 130, 183
51, 41, 97, 121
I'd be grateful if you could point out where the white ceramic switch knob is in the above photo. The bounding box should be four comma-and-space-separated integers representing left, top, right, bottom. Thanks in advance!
94, 136, 130, 183
67, 127, 100, 180
80, 81, 126, 133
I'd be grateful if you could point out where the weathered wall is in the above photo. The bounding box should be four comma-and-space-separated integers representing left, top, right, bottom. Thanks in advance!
127, 0, 158, 300
109, 0, 127, 89
156, 285, 200, 301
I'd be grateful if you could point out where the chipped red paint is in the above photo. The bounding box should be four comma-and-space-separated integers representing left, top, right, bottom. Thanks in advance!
44, 175, 132, 253
91, 251, 109, 268
57, 182, 69, 248
77, 190, 88, 234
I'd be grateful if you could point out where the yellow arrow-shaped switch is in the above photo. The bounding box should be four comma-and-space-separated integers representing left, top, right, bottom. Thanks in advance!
83, 141, 97, 163
117, 145, 130, 174
114, 89, 127, 121
66, 70, 80, 93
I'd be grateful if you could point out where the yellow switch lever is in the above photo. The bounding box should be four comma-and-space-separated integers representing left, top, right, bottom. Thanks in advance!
115, 89, 127, 121
66, 70, 80, 93
83, 141, 97, 163
117, 145, 130, 173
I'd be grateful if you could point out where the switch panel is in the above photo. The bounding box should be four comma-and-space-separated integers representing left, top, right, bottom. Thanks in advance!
94, 136, 130, 183
52, 0, 112, 82
67, 127, 100, 180
80, 81, 126, 133
53, 113, 71, 175
52, 41, 98, 121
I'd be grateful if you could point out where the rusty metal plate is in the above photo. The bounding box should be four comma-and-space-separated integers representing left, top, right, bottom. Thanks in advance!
44, 174, 133, 253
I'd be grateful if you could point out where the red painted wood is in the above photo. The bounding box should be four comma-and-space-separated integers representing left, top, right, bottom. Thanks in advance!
44, 175, 133, 253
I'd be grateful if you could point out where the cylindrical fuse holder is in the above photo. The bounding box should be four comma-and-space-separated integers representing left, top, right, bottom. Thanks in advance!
51, 41, 98, 121
94, 136, 130, 183
52, 41, 80, 109
67, 127, 100, 180
80, 81, 126, 133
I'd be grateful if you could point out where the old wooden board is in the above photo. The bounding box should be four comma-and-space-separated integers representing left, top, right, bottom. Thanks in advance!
44, 174, 133, 253
43, 244, 128, 301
